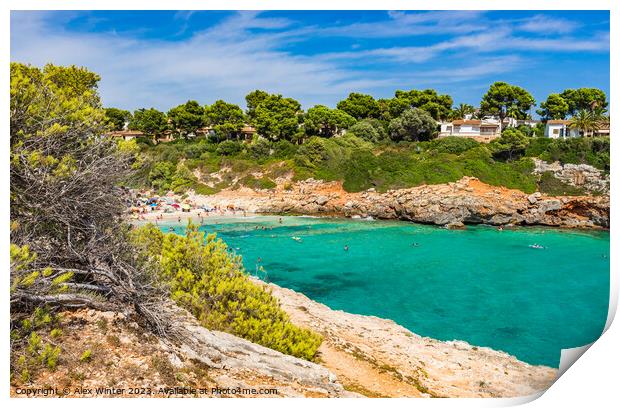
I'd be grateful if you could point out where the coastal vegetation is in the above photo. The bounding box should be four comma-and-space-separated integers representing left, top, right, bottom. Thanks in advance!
111, 80, 608, 197
10, 62, 322, 384
131, 224, 322, 360
130, 131, 609, 196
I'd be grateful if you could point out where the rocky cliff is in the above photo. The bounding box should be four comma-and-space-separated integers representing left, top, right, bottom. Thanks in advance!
194, 176, 609, 229
12, 290, 556, 398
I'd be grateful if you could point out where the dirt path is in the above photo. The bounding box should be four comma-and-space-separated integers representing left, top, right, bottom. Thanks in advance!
317, 341, 424, 397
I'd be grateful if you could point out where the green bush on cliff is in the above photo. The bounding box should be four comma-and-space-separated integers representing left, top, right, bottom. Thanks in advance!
537, 171, 586, 196
135, 131, 609, 195
131, 224, 322, 360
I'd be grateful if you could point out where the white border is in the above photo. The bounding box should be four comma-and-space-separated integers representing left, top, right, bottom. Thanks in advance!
2, 1, 617, 407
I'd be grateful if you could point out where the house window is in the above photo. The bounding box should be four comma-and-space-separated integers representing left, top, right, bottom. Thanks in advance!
553, 129, 559, 135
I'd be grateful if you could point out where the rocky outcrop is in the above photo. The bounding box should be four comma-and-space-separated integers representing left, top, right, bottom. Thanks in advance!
10, 306, 356, 398
193, 177, 609, 229
12, 291, 556, 398
161, 303, 352, 397
261, 280, 557, 398
533, 158, 609, 194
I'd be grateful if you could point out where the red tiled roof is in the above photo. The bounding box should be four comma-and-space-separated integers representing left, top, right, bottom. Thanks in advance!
453, 120, 481, 125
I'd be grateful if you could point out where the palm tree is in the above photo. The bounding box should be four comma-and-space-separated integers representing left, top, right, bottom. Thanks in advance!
451, 103, 475, 120
569, 110, 600, 137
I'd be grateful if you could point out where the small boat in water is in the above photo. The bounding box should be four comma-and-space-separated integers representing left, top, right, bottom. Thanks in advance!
529, 244, 545, 249
292, 236, 302, 242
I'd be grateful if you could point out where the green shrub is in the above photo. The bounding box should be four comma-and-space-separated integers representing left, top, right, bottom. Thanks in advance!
524, 137, 553, 157
272, 140, 297, 159
538, 171, 585, 196
248, 138, 272, 160
294, 137, 330, 168
427, 136, 480, 154
535, 137, 610, 171
79, 349, 92, 363
191, 182, 220, 195
348, 119, 388, 143
170, 163, 196, 193
131, 224, 322, 361
147, 161, 175, 192
216, 140, 243, 156
182, 141, 212, 159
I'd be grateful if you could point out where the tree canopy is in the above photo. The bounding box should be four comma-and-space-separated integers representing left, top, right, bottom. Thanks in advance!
388, 89, 454, 121
252, 94, 302, 141
304, 105, 356, 137
104, 107, 132, 131
388, 108, 438, 142
167, 100, 205, 139
245, 89, 270, 121
10, 62, 171, 332
129, 108, 169, 138
348, 119, 388, 143
203, 100, 245, 140
479, 82, 535, 129
559, 88, 608, 116
336, 93, 381, 120
537, 94, 570, 121
491, 127, 529, 161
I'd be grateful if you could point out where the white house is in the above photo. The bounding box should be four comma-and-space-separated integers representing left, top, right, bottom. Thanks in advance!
438, 119, 500, 143
544, 120, 580, 139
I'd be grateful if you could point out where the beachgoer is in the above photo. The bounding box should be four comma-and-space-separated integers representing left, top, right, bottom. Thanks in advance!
279, 217, 283, 224
178, 216, 181, 223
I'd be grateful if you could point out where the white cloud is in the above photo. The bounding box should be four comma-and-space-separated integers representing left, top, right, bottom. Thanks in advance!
517, 14, 580, 34
317, 10, 487, 38
11, 11, 382, 110
10, 11, 609, 111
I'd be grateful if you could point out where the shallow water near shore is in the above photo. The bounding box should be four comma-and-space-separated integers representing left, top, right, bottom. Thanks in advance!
161, 216, 609, 368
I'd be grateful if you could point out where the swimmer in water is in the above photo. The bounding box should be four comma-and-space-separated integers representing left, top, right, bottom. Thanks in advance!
344, 245, 349, 251
412, 242, 420, 247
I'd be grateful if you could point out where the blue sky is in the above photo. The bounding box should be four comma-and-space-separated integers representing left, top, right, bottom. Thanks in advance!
11, 10, 610, 113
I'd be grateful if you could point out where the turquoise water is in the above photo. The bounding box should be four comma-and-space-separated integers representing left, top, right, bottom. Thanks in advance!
163, 216, 609, 368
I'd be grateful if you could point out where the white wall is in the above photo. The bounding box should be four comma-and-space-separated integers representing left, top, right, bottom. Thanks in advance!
545, 124, 581, 138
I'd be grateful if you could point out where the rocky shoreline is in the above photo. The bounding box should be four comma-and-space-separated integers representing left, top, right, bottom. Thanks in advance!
261, 279, 557, 398
13, 281, 556, 398
190, 176, 609, 230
